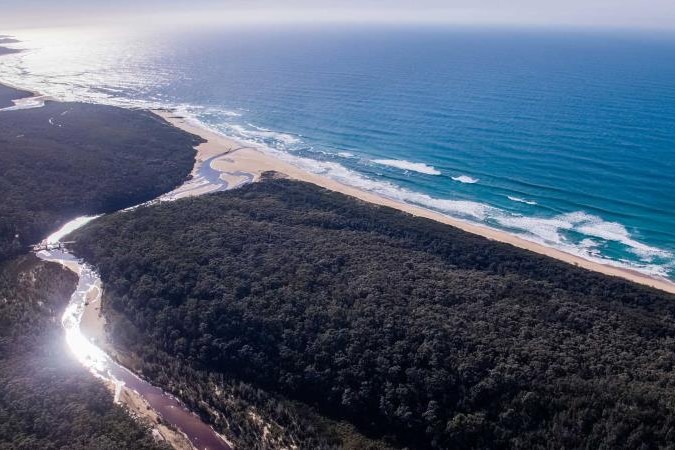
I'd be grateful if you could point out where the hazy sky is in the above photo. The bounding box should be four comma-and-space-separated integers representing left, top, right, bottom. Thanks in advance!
2, 0, 675, 31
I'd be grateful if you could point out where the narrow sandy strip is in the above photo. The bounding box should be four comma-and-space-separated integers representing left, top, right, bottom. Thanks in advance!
154, 109, 675, 295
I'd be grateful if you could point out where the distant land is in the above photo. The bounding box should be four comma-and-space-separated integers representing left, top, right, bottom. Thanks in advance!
0, 45, 20, 57
0, 69, 31, 108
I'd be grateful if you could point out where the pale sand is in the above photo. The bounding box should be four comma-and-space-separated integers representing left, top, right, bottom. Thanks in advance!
80, 281, 109, 350
117, 388, 194, 450
154, 109, 675, 295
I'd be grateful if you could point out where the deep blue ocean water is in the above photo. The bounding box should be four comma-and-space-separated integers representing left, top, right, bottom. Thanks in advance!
1, 26, 674, 279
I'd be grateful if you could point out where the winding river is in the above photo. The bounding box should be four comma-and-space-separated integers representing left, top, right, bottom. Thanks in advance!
35, 149, 249, 450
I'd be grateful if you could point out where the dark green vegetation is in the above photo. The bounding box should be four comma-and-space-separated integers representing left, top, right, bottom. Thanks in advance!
72, 179, 675, 449
0, 255, 167, 450
0, 99, 201, 259
0, 82, 31, 109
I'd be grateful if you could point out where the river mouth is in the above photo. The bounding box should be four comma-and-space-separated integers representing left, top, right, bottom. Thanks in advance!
34, 143, 247, 450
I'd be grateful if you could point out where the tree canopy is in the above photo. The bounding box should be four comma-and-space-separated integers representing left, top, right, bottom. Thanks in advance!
0, 100, 200, 260
72, 178, 675, 449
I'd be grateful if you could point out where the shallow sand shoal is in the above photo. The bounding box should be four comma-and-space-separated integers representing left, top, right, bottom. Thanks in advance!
80, 280, 109, 351
153, 110, 675, 295
117, 387, 194, 450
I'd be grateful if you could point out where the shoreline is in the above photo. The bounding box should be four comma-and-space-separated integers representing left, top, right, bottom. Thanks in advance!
0, 80, 57, 110
3, 74, 673, 294
153, 109, 675, 295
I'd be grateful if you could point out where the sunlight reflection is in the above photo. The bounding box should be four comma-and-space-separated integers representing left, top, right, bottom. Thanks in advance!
46, 216, 100, 244
62, 297, 109, 374
39, 216, 118, 385
0, 27, 175, 107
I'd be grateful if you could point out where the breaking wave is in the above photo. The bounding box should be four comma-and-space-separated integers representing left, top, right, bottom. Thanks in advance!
372, 159, 441, 175
507, 196, 537, 205
452, 175, 479, 184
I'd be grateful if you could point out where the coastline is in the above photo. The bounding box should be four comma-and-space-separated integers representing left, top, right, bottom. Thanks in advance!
3, 73, 674, 294
0, 80, 61, 110
153, 109, 675, 295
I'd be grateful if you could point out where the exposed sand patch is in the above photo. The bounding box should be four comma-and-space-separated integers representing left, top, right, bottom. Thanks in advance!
80, 281, 108, 349
117, 387, 194, 450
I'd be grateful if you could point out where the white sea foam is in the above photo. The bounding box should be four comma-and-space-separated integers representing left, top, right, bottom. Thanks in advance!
0, 95, 48, 112
569, 212, 672, 260
495, 211, 672, 266
337, 152, 355, 158
496, 215, 572, 245
229, 124, 301, 147
203, 107, 241, 117
507, 196, 537, 205
372, 159, 441, 175
451, 175, 479, 184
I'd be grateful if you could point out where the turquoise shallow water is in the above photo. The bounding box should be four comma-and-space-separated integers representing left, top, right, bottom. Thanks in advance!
1, 26, 674, 279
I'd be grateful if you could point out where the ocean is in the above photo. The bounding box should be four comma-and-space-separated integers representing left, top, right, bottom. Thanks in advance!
1, 25, 674, 280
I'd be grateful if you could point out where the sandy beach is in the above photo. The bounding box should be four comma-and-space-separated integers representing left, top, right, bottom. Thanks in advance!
154, 109, 675, 295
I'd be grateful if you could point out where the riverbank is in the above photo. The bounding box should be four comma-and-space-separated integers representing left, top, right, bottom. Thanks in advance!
154, 109, 675, 295
0, 65, 222, 447
54, 259, 208, 450
0, 255, 178, 450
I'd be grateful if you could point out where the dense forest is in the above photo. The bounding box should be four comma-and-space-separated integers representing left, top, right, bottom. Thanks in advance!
0, 255, 167, 450
73, 178, 675, 449
0, 98, 200, 259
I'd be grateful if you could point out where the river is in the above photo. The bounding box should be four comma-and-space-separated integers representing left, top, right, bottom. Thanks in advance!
35, 144, 249, 450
